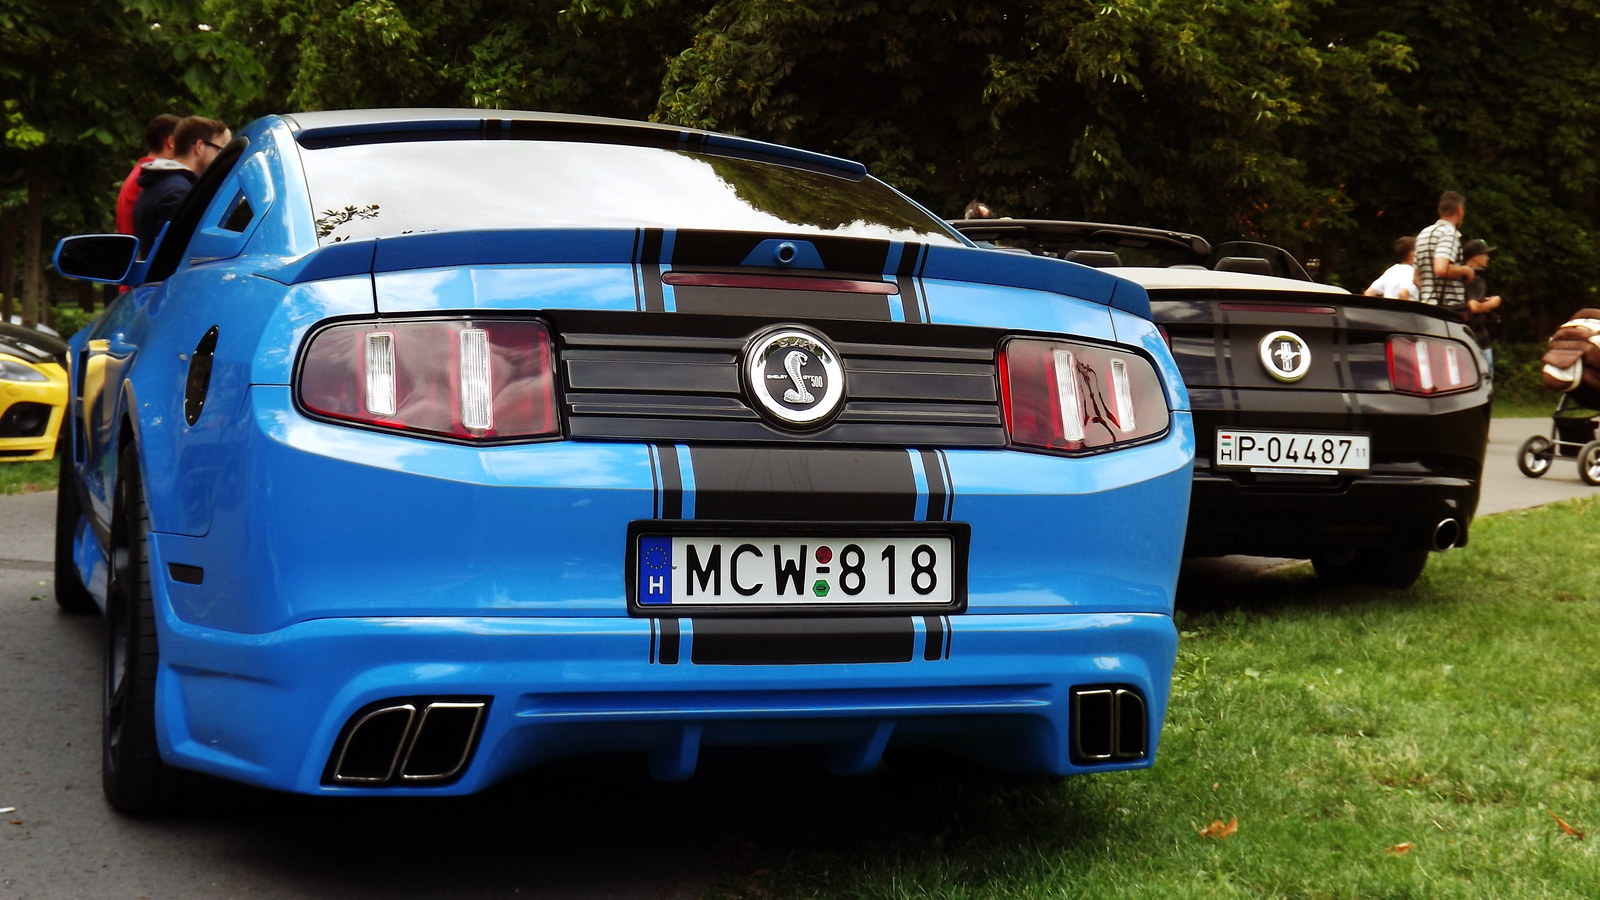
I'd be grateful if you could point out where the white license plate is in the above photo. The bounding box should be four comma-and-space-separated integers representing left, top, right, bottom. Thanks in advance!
635, 534, 954, 608
1215, 429, 1370, 474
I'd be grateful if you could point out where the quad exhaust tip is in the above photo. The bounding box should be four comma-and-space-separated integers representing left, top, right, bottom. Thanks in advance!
1070, 685, 1148, 765
327, 698, 489, 786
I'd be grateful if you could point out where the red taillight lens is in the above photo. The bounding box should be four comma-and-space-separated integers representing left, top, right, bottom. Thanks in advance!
1387, 335, 1480, 395
1000, 338, 1171, 453
298, 318, 559, 441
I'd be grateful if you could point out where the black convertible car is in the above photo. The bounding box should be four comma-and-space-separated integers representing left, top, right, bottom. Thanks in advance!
953, 219, 1491, 588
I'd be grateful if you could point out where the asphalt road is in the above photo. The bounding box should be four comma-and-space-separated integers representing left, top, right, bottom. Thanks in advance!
1, 417, 1592, 899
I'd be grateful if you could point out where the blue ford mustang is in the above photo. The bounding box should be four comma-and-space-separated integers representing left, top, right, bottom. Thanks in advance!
52, 110, 1193, 811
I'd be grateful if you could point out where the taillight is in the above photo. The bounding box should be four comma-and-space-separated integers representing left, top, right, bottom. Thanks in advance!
1000, 338, 1171, 454
298, 318, 559, 441
1386, 335, 1479, 395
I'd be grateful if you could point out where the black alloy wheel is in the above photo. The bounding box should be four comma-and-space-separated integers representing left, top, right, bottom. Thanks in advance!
102, 443, 186, 812
1580, 440, 1600, 487
53, 423, 99, 613
1517, 435, 1554, 479
1311, 547, 1431, 590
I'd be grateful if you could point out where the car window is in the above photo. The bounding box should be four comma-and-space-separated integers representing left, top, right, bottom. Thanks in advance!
296, 140, 961, 246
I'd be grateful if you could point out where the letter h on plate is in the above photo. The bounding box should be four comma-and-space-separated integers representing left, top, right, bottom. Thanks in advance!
638, 536, 673, 604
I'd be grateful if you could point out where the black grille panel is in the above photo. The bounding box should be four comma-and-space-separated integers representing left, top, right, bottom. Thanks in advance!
553, 315, 1005, 446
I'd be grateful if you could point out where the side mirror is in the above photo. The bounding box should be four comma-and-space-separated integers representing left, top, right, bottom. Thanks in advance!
54, 234, 140, 284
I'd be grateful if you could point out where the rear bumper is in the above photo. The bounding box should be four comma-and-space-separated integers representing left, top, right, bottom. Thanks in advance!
1184, 470, 1477, 556
1184, 392, 1487, 557
136, 388, 1192, 792
148, 593, 1178, 792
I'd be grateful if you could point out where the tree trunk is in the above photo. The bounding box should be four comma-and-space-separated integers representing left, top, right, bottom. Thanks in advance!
22, 174, 43, 329
0, 209, 15, 323
80, 280, 96, 313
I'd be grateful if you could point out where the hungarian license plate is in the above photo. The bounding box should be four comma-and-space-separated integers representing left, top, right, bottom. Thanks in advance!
632, 531, 961, 612
1215, 429, 1370, 474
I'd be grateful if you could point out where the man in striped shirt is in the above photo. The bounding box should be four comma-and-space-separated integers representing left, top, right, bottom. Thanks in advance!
1413, 191, 1475, 305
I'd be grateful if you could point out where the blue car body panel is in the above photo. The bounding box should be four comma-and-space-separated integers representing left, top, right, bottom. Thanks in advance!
57, 110, 1193, 794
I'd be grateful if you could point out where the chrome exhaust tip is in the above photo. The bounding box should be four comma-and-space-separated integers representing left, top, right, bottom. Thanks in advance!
326, 697, 489, 786
1432, 518, 1461, 552
1070, 685, 1148, 765
401, 702, 487, 782
330, 704, 415, 784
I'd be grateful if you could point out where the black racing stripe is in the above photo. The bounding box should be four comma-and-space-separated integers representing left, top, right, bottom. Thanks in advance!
691, 617, 913, 665
671, 287, 894, 321
896, 275, 923, 324
688, 448, 917, 521
649, 618, 658, 664
915, 245, 932, 322
670, 231, 766, 267
895, 243, 921, 278
671, 230, 891, 273
641, 228, 665, 265
631, 230, 646, 311
896, 243, 923, 323
481, 118, 502, 139
923, 614, 943, 661
919, 449, 947, 522
640, 229, 667, 312
647, 445, 662, 518
657, 444, 684, 519
659, 618, 680, 665
943, 615, 952, 659
935, 450, 955, 521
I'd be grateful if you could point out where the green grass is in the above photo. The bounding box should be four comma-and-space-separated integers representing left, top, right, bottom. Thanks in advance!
0, 457, 57, 494
706, 498, 1600, 899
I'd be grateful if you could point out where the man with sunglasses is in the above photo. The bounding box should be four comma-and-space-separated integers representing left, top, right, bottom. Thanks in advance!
131, 115, 231, 257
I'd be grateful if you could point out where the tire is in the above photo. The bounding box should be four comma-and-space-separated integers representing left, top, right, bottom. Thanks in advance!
1580, 440, 1600, 487
102, 443, 186, 813
1312, 547, 1431, 590
1517, 435, 1554, 479
53, 424, 99, 614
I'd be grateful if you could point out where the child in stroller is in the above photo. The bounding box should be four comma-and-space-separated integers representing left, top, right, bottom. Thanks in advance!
1518, 309, 1600, 485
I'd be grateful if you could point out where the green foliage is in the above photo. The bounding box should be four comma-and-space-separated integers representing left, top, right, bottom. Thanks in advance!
656, 0, 1412, 242
7, 0, 1600, 341
187, 0, 699, 122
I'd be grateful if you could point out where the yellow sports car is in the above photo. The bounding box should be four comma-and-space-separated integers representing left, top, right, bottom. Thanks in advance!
0, 322, 69, 462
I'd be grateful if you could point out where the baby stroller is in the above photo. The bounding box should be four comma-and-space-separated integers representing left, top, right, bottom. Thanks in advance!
1518, 309, 1600, 485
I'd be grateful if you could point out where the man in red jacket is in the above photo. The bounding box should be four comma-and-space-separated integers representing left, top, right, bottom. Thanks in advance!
115, 115, 180, 236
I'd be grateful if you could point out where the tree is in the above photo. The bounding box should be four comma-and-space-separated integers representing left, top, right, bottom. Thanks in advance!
192, 0, 701, 121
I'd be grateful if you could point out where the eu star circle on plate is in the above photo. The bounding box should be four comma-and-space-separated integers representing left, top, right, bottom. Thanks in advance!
643, 545, 670, 571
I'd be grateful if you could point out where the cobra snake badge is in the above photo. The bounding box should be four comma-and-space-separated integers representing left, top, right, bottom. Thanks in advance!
781, 350, 816, 404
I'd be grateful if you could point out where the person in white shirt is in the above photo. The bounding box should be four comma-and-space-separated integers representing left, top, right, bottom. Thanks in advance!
1364, 236, 1417, 300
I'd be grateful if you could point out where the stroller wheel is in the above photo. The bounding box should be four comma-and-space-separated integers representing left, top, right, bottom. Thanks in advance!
1580, 440, 1600, 486
1518, 436, 1554, 478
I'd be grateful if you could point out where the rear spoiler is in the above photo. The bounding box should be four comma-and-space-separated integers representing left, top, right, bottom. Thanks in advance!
258, 228, 1152, 319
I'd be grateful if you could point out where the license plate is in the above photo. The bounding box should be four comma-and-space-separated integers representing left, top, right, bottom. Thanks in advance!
633, 531, 960, 612
1215, 429, 1370, 474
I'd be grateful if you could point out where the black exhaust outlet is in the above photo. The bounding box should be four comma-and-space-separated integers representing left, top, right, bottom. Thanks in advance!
325, 697, 489, 786
1070, 685, 1148, 765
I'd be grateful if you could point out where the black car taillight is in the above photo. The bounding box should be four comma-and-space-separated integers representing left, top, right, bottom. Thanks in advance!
298, 318, 559, 441
999, 338, 1170, 454
1386, 335, 1480, 396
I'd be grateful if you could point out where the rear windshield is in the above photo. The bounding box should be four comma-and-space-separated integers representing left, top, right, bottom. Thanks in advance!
296, 139, 962, 246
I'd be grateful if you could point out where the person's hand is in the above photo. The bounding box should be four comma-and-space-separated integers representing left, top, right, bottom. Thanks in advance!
1459, 265, 1475, 283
